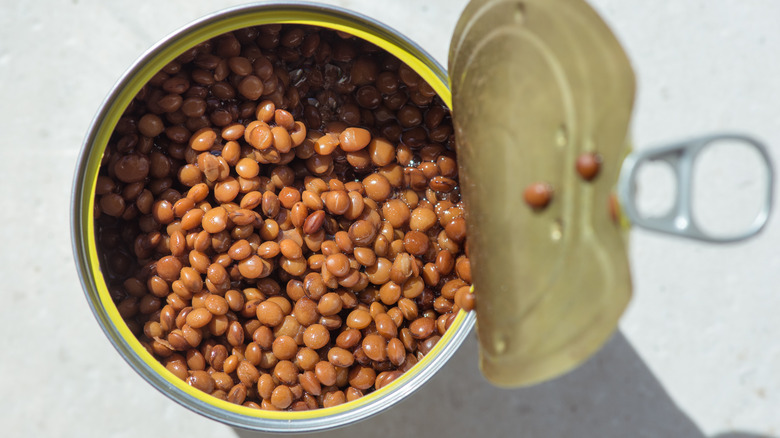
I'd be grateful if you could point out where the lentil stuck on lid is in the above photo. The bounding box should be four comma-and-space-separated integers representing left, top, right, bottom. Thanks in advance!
95, 23, 474, 411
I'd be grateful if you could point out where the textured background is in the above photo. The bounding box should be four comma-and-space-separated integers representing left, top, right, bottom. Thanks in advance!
2, 0, 779, 437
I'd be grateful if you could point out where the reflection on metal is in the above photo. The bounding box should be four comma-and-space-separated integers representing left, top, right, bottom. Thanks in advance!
450, 0, 635, 387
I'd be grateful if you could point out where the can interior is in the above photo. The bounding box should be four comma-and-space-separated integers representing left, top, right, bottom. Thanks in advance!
72, 2, 476, 432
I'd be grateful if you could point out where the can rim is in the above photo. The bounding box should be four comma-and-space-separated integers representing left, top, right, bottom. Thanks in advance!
71, 1, 476, 433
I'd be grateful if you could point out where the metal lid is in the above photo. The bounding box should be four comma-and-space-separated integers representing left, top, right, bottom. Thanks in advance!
449, 0, 636, 387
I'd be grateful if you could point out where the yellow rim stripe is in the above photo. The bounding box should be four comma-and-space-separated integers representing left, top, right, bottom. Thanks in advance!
81, 8, 463, 421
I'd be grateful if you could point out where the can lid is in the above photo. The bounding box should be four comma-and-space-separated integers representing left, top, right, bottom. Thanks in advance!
449, 0, 636, 387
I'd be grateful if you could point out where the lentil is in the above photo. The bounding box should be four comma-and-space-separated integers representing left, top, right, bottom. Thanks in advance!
524, 182, 553, 209
302, 324, 330, 350
576, 152, 602, 181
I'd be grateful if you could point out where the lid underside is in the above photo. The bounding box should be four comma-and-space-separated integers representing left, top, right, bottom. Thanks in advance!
449, 0, 636, 387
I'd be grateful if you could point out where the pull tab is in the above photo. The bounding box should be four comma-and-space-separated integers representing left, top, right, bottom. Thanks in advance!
618, 134, 773, 242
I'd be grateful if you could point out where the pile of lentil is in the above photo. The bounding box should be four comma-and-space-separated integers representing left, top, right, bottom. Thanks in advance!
95, 24, 474, 411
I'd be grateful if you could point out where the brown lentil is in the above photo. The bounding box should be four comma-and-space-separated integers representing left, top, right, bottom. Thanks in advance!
256, 301, 284, 326
361, 334, 387, 362
362, 173, 392, 202
576, 152, 602, 181
322, 390, 346, 408
345, 309, 372, 330
185, 307, 212, 329
317, 292, 343, 316
524, 182, 553, 209
454, 285, 476, 312
348, 366, 377, 390
387, 338, 406, 366
339, 127, 371, 152
375, 370, 403, 390
302, 324, 330, 350
327, 347, 355, 368
271, 385, 293, 409
296, 347, 320, 371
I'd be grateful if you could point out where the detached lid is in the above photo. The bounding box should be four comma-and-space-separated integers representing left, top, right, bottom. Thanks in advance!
449, 0, 636, 386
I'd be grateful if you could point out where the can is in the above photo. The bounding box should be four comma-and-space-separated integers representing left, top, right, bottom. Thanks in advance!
71, 2, 476, 433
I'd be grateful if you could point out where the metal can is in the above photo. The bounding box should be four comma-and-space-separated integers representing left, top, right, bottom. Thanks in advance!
71, 2, 476, 433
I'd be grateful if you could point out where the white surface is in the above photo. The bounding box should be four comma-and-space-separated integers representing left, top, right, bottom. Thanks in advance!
1, 0, 779, 437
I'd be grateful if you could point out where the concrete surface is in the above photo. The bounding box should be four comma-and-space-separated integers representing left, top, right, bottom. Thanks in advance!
2, 0, 779, 437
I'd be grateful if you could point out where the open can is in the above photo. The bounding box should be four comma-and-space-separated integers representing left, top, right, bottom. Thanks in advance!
72, 2, 476, 433
73, 0, 774, 433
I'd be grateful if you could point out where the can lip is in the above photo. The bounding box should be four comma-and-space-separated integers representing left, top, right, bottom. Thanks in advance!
72, 1, 476, 433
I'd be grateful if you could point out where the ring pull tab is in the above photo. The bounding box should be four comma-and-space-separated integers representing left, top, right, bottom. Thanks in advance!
618, 134, 774, 242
